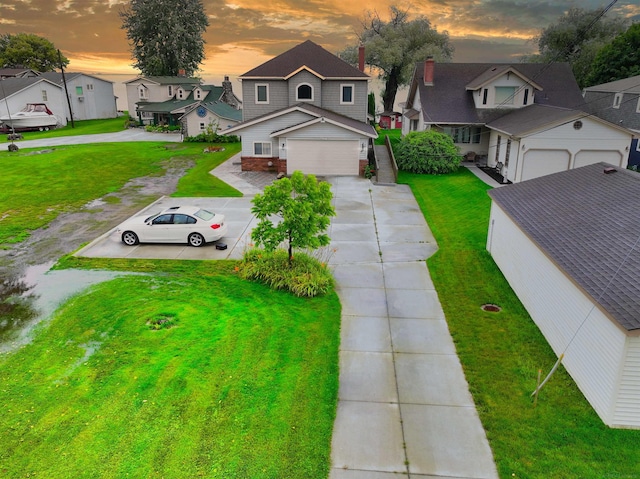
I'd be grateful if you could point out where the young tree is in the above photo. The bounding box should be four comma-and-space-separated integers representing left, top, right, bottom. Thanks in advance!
395, 130, 461, 174
120, 0, 208, 77
524, 7, 628, 88
340, 5, 453, 113
0, 33, 68, 71
251, 171, 335, 262
586, 23, 640, 86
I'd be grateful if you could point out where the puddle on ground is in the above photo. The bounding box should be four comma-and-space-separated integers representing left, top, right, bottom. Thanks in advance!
0, 263, 128, 354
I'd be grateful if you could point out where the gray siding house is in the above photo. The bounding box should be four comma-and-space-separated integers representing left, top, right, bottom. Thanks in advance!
225, 40, 377, 176
583, 75, 640, 167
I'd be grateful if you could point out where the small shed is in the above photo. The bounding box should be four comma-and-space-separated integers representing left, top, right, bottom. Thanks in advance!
487, 163, 640, 428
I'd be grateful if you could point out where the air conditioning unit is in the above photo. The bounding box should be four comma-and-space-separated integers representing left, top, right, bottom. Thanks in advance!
78, 96, 84, 102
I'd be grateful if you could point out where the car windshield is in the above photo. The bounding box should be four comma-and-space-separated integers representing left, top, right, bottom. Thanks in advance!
194, 209, 215, 221
144, 213, 160, 223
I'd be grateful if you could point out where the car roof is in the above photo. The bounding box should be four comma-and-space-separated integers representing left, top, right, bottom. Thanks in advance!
160, 206, 204, 215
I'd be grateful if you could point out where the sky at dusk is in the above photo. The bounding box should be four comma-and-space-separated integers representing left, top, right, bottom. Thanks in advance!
1, 0, 639, 78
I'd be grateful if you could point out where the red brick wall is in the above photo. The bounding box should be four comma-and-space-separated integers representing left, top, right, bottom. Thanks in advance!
241, 157, 287, 173
359, 159, 368, 177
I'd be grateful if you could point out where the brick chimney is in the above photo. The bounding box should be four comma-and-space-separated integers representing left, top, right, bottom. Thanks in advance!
220, 75, 240, 109
178, 69, 186, 77
358, 44, 365, 72
424, 56, 434, 86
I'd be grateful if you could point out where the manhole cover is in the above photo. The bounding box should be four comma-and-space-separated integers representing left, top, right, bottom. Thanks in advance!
481, 304, 502, 312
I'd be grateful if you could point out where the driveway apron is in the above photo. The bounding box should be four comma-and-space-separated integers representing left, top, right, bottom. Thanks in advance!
327, 176, 498, 479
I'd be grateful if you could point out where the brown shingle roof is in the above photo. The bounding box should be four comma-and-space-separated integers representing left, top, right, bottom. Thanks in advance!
489, 163, 640, 332
240, 40, 368, 79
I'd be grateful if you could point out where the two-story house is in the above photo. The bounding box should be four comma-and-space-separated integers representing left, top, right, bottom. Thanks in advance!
403, 59, 632, 183
224, 40, 377, 176
124, 75, 241, 127
583, 75, 640, 167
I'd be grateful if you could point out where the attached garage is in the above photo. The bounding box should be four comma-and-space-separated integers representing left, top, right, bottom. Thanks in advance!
520, 149, 570, 181
286, 139, 359, 175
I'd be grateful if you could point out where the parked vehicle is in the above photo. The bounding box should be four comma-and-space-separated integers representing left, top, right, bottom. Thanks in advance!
0, 103, 59, 131
117, 206, 227, 247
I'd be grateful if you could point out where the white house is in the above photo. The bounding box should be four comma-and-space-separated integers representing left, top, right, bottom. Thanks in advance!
403, 60, 632, 182
487, 162, 640, 428
39, 72, 118, 121
180, 101, 242, 137
0, 77, 67, 127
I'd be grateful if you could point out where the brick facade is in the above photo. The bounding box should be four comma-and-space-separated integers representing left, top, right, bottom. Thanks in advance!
241, 157, 287, 174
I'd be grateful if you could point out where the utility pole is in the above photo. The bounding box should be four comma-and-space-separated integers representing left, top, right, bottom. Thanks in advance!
58, 49, 75, 128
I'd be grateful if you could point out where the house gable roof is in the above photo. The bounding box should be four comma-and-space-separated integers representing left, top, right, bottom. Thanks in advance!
124, 76, 201, 86
224, 103, 377, 138
465, 65, 543, 92
181, 101, 242, 122
239, 40, 368, 80
406, 62, 586, 125
0, 77, 62, 100
488, 162, 640, 332
39, 72, 114, 85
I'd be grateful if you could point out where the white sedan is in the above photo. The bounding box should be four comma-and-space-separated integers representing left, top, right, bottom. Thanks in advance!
117, 206, 227, 247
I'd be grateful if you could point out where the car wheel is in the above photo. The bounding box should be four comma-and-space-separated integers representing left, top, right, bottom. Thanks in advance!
188, 233, 205, 247
121, 231, 139, 246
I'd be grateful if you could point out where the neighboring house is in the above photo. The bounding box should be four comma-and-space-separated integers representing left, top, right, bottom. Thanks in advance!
180, 100, 242, 137
224, 40, 377, 176
403, 60, 632, 182
0, 77, 67, 127
487, 163, 640, 428
583, 75, 640, 167
0, 68, 39, 79
39, 72, 118, 121
124, 75, 241, 126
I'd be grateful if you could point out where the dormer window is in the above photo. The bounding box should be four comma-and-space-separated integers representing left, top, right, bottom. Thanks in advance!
495, 86, 516, 105
195, 89, 201, 100
168, 85, 173, 97
256, 84, 269, 104
341, 84, 354, 104
139, 86, 147, 99
523, 89, 529, 105
177, 88, 184, 100
296, 83, 313, 101
613, 93, 623, 109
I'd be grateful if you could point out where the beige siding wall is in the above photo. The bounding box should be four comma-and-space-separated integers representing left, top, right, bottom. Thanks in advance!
488, 203, 628, 426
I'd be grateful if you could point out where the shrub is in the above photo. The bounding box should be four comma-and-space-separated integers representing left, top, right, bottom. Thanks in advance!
236, 248, 335, 297
395, 130, 461, 174
184, 132, 238, 143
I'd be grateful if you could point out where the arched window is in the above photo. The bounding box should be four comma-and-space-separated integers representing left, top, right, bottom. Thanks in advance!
297, 84, 313, 101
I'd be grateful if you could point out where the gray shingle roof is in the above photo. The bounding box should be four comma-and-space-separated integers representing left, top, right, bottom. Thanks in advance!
0, 77, 61, 99
583, 75, 640, 94
240, 40, 368, 79
485, 104, 583, 137
409, 62, 586, 124
488, 162, 640, 332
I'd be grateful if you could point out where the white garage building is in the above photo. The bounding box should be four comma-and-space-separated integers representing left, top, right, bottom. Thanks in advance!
487, 163, 640, 428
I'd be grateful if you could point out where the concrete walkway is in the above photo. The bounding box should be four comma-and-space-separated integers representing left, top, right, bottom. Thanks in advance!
327, 177, 498, 479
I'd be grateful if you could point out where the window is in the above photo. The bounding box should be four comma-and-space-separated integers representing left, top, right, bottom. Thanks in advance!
76, 86, 83, 95
199, 122, 205, 130
87, 84, 94, 91
495, 87, 516, 105
173, 214, 196, 225
410, 119, 418, 131
152, 214, 173, 225
472, 127, 482, 144
482, 89, 488, 105
41, 90, 47, 101
636, 96, 640, 113
505, 139, 511, 167
139, 87, 147, 99
613, 93, 623, 109
253, 141, 272, 156
495, 135, 501, 162
168, 85, 173, 97
296, 83, 313, 101
177, 89, 184, 99
523, 89, 529, 105
443, 126, 476, 144
341, 84, 354, 104
195, 89, 201, 99
256, 84, 269, 103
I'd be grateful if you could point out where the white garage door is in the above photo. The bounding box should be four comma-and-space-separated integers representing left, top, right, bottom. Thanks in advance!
287, 139, 359, 176
521, 149, 570, 181
574, 150, 622, 169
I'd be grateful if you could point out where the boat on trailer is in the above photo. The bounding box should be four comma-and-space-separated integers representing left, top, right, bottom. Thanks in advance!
0, 103, 59, 131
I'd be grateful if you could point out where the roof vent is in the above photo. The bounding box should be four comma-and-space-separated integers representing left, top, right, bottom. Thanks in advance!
604, 167, 617, 174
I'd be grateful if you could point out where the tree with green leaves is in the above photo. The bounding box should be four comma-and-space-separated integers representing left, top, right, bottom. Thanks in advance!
395, 130, 460, 174
0, 33, 68, 71
251, 171, 335, 262
120, 0, 208, 77
524, 7, 628, 88
586, 23, 640, 86
339, 5, 453, 113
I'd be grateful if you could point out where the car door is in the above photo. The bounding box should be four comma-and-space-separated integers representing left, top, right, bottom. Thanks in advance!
146, 214, 174, 242
171, 214, 197, 242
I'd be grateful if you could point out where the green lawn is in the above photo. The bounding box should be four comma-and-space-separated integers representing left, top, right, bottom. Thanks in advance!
399, 168, 640, 478
0, 259, 341, 478
374, 127, 401, 146
7, 116, 129, 140
0, 142, 240, 245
